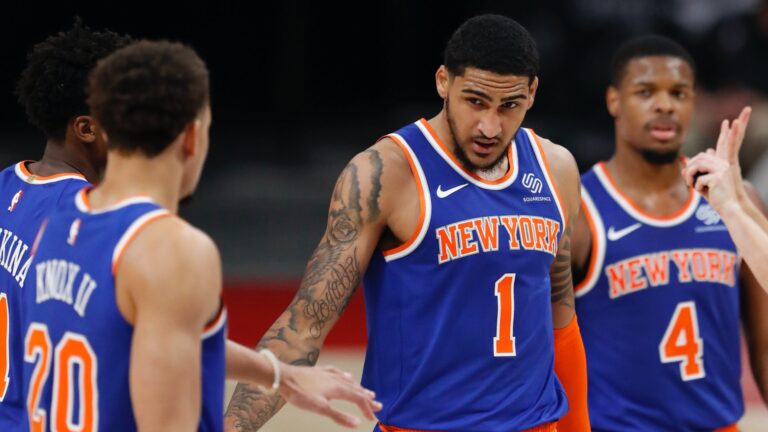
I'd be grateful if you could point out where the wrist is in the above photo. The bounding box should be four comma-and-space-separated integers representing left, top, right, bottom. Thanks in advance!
719, 200, 748, 222
258, 348, 281, 395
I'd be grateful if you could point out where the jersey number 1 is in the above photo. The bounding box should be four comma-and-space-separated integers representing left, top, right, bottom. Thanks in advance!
659, 301, 705, 381
494, 274, 517, 356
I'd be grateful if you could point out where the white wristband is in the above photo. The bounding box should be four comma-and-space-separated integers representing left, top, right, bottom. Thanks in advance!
258, 348, 281, 395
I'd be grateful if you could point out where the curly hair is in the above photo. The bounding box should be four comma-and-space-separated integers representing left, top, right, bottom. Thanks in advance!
444, 14, 539, 83
15, 18, 132, 140
87, 40, 210, 156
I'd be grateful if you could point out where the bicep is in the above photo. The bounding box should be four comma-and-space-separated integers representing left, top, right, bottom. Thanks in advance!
130, 307, 203, 431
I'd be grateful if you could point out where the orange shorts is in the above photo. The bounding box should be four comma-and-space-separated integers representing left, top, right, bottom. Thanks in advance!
378, 422, 557, 432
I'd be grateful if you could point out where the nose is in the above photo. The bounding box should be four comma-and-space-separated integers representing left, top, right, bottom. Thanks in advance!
653, 92, 674, 115
477, 111, 502, 139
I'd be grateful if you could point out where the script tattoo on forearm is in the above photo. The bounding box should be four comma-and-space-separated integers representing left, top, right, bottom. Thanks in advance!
225, 151, 384, 431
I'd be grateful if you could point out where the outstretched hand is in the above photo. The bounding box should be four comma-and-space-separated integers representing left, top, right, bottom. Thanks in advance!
682, 107, 752, 211
278, 364, 382, 428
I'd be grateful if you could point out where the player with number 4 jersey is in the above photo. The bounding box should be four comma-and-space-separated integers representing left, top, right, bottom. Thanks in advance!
571, 36, 768, 431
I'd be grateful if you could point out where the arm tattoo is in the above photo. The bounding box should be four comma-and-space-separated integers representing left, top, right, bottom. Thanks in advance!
225, 154, 384, 430
551, 223, 574, 309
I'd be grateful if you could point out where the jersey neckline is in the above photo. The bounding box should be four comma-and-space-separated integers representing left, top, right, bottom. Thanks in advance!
593, 161, 700, 227
416, 118, 519, 190
75, 187, 158, 215
15, 161, 87, 185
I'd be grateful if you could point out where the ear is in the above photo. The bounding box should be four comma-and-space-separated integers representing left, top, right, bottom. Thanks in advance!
436, 65, 450, 99
181, 120, 199, 157
72, 116, 97, 143
606, 86, 620, 118
527, 76, 539, 110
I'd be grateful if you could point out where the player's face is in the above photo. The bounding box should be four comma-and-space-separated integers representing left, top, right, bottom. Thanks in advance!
608, 56, 695, 164
181, 104, 212, 199
437, 66, 538, 170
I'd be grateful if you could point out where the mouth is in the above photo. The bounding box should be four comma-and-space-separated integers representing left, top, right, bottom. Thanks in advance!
471, 138, 498, 156
647, 120, 680, 142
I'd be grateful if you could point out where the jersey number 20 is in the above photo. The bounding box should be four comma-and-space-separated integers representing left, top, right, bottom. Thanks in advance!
25, 323, 97, 432
659, 301, 705, 381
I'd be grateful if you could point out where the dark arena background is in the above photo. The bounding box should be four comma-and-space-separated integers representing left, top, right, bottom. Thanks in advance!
2, 1, 767, 429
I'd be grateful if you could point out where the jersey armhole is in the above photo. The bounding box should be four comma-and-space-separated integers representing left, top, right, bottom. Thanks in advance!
380, 133, 431, 262
112, 209, 172, 276
575, 188, 605, 297
526, 129, 568, 230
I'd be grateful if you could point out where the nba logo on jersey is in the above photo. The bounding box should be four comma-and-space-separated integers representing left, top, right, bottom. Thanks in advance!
7, 190, 22, 212
67, 219, 81, 245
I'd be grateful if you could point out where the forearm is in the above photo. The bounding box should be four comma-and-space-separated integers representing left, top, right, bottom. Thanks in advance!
553, 316, 590, 431
226, 340, 280, 386
721, 203, 768, 285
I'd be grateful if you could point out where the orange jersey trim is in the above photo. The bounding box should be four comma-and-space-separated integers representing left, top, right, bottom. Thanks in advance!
111, 212, 172, 275
418, 118, 515, 186
382, 134, 427, 258
597, 161, 695, 222
713, 424, 738, 432
529, 131, 568, 229
18, 160, 86, 181
574, 199, 598, 294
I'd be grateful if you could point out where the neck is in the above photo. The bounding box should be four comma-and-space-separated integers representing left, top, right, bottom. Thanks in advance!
607, 141, 685, 192
89, 150, 183, 214
28, 138, 99, 182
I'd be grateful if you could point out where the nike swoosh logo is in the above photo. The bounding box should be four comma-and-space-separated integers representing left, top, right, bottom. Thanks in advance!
436, 183, 469, 198
607, 223, 642, 241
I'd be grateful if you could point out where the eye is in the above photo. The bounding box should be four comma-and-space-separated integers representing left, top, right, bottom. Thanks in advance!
671, 90, 688, 100
467, 98, 484, 106
636, 88, 652, 97
501, 101, 518, 109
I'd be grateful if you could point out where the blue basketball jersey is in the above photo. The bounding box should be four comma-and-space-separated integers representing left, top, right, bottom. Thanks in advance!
576, 162, 742, 431
21, 188, 227, 432
363, 119, 568, 431
0, 161, 87, 430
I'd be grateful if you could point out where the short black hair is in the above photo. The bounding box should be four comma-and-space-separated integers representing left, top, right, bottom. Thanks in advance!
88, 40, 210, 157
15, 18, 132, 140
610, 35, 695, 86
444, 14, 539, 83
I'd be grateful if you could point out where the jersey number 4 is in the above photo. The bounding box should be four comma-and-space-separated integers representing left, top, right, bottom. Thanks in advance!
659, 301, 705, 381
25, 323, 97, 432
0, 293, 9, 401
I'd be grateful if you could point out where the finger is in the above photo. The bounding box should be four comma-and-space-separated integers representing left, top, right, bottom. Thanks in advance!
323, 365, 355, 382
323, 403, 362, 428
727, 106, 752, 164
705, 148, 715, 155
694, 173, 715, 195
715, 119, 731, 159
329, 383, 378, 421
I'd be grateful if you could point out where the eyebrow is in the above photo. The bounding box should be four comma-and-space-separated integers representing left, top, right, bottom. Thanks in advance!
461, 88, 527, 102
632, 81, 692, 88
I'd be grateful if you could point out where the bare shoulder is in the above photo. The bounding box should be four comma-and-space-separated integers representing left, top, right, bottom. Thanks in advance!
536, 136, 579, 178
117, 216, 222, 315
536, 136, 580, 215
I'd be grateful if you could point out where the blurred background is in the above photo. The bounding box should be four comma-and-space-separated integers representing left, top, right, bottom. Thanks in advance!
1, 0, 767, 430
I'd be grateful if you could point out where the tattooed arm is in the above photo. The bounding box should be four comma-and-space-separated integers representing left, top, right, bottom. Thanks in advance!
542, 139, 581, 327
225, 139, 414, 431
541, 138, 591, 431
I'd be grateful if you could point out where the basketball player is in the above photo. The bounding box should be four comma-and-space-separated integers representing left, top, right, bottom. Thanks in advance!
684, 108, 768, 290
225, 15, 590, 431
571, 36, 768, 430
0, 21, 130, 430
21, 40, 380, 431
